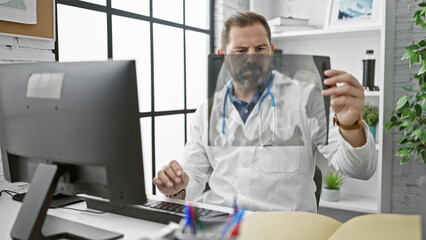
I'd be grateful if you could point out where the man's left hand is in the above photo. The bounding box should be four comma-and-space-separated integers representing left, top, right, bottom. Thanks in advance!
321, 69, 364, 126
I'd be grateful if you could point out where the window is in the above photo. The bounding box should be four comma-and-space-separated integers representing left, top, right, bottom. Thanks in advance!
55, 0, 213, 195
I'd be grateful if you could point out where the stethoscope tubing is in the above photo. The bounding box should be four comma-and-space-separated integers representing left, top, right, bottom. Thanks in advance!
216, 75, 276, 146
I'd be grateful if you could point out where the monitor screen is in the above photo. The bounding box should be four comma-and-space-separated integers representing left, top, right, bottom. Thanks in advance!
0, 60, 146, 239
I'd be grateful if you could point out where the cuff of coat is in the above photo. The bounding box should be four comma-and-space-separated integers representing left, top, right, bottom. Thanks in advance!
182, 181, 199, 201
339, 120, 376, 152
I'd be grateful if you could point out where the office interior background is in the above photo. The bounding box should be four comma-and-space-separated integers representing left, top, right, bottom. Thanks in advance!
0, 0, 425, 222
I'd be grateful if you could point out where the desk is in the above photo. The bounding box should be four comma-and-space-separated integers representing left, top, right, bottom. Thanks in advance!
0, 194, 233, 240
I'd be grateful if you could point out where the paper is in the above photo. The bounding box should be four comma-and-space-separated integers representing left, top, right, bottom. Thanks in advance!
0, 0, 37, 24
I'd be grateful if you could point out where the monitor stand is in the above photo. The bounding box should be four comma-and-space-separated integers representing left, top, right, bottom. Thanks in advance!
11, 163, 123, 240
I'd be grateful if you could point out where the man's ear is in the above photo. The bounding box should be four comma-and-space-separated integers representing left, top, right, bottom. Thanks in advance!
271, 43, 275, 53
217, 49, 225, 55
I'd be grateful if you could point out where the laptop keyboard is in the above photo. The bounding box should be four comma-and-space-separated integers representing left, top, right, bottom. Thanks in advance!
143, 199, 227, 218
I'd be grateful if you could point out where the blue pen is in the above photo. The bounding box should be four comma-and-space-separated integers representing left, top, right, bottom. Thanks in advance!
232, 196, 238, 214
219, 207, 246, 240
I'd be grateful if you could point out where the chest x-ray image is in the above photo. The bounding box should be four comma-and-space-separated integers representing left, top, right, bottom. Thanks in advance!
207, 54, 331, 148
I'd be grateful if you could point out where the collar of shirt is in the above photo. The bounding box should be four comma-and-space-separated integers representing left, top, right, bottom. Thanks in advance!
228, 73, 274, 123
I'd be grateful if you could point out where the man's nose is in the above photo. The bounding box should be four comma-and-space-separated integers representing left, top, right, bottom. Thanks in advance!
247, 48, 256, 55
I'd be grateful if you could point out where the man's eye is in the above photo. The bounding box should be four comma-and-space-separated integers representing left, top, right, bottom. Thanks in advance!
257, 47, 265, 52
235, 49, 246, 53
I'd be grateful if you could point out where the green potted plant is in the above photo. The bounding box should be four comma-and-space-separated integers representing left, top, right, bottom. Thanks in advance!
384, 1, 426, 164
362, 104, 379, 140
322, 171, 344, 202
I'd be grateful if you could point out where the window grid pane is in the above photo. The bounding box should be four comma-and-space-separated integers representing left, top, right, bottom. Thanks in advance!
185, 0, 209, 30
112, 0, 150, 16
153, 0, 183, 24
56, 0, 211, 195
153, 24, 184, 111
186, 30, 209, 109
57, 5, 108, 62
112, 15, 152, 113
154, 115, 185, 186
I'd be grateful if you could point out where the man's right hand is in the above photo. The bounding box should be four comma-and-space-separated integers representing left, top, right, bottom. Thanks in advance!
153, 160, 189, 199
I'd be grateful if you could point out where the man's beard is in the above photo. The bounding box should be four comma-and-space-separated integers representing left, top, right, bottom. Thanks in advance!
233, 62, 268, 90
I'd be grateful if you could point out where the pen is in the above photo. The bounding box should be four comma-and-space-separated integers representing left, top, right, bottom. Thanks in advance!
232, 195, 238, 214
229, 207, 246, 237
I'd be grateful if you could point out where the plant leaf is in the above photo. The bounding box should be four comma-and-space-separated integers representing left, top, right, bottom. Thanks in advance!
415, 104, 422, 116
401, 120, 411, 127
401, 155, 410, 164
397, 96, 408, 110
408, 94, 417, 105
405, 125, 413, 135
419, 64, 426, 75
417, 15, 422, 25
423, 99, 426, 111
384, 122, 393, 132
410, 53, 420, 66
410, 111, 417, 122
405, 44, 420, 51
416, 15, 422, 25
410, 128, 422, 137
401, 108, 412, 119
402, 50, 415, 60
397, 148, 411, 157
419, 2, 426, 7
399, 137, 408, 144
419, 40, 426, 47
421, 7, 426, 16
420, 50, 426, 61
402, 85, 413, 91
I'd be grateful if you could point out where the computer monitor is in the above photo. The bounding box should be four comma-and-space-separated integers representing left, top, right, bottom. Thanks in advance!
0, 60, 146, 239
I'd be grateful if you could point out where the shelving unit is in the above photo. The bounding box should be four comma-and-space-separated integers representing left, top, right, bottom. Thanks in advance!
251, 0, 395, 218
271, 25, 381, 39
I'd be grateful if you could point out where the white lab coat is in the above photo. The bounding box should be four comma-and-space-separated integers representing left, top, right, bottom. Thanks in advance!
181, 71, 377, 212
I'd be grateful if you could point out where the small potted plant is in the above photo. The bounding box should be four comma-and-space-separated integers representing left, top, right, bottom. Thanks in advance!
362, 104, 379, 140
323, 171, 344, 202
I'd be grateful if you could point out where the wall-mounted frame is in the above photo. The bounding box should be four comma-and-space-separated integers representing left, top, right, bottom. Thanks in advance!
0, 0, 54, 40
324, 0, 381, 28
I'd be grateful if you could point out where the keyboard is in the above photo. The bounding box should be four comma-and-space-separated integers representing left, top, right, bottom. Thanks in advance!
83, 197, 230, 225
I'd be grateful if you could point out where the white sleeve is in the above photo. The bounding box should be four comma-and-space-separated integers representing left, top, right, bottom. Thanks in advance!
318, 114, 377, 180
305, 85, 377, 180
181, 106, 213, 200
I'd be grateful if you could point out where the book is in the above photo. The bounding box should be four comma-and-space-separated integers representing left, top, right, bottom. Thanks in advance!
269, 25, 316, 33
267, 16, 309, 26
238, 212, 421, 240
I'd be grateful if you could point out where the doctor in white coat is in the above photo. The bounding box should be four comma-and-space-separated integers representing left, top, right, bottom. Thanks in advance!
153, 11, 377, 212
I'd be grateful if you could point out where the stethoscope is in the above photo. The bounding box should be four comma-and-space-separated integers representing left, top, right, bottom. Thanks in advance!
214, 75, 276, 147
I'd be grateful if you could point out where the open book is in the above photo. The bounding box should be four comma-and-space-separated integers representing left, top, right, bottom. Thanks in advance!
238, 212, 421, 240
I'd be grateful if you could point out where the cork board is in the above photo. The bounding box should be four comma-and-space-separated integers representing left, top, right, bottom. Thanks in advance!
0, 0, 54, 40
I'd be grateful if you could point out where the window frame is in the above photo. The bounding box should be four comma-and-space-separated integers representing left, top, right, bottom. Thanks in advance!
54, 0, 215, 194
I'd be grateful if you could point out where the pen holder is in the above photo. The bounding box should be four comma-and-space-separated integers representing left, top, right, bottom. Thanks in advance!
173, 218, 209, 240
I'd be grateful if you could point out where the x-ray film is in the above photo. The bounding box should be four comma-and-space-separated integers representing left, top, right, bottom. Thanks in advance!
207, 54, 330, 147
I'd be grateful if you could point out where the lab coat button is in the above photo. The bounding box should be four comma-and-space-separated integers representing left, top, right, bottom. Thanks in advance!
241, 192, 247, 196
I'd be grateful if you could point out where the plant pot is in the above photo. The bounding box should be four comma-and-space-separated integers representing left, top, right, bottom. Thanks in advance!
322, 188, 340, 201
369, 125, 377, 141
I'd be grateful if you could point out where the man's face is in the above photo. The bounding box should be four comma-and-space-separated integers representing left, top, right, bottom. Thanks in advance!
220, 23, 274, 90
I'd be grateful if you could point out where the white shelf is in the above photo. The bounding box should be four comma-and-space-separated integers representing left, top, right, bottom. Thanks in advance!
271, 25, 381, 40
319, 193, 378, 213
365, 91, 380, 97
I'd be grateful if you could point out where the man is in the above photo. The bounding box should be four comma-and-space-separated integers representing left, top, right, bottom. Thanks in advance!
153, 11, 376, 212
